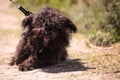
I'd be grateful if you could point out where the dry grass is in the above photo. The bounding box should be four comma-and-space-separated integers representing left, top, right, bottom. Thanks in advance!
68, 40, 120, 74
0, 28, 21, 50
0, 28, 21, 39
0, 28, 21, 65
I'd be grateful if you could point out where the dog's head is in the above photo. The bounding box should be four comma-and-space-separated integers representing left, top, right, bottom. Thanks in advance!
22, 7, 77, 47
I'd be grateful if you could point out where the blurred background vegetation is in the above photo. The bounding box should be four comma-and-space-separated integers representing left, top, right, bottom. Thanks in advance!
15, 0, 120, 46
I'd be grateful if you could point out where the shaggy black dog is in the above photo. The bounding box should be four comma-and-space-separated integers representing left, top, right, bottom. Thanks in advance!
9, 7, 77, 71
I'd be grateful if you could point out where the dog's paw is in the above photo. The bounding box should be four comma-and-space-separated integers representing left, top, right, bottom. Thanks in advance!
19, 65, 26, 71
9, 57, 15, 66
19, 64, 34, 71
9, 61, 14, 66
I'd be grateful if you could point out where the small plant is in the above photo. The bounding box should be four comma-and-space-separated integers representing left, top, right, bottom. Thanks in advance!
89, 31, 112, 46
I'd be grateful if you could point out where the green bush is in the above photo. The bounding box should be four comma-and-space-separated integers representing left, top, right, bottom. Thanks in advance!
103, 0, 120, 43
89, 0, 120, 46
16, 0, 78, 11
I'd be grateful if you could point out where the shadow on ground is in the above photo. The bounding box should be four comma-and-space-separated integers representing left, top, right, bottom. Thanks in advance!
41, 59, 95, 73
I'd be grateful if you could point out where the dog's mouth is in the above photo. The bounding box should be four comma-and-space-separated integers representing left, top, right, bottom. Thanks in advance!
44, 36, 50, 42
43, 36, 50, 46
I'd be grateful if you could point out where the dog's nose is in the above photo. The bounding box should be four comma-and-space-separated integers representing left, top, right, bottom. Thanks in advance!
45, 31, 51, 36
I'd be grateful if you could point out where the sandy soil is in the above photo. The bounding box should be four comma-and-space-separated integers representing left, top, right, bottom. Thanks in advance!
0, 0, 120, 80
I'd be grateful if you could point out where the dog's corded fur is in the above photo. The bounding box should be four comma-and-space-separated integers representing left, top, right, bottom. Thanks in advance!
9, 7, 77, 71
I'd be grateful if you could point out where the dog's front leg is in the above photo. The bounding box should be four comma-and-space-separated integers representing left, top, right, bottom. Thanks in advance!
18, 54, 39, 71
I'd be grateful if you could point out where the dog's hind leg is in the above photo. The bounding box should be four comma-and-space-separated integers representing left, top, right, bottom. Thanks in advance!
59, 47, 68, 61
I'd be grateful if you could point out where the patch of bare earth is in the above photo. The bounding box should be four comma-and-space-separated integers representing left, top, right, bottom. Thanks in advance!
0, 0, 120, 80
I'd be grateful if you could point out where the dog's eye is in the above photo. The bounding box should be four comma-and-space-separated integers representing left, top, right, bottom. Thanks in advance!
46, 27, 52, 31
55, 28, 62, 32
30, 31, 36, 36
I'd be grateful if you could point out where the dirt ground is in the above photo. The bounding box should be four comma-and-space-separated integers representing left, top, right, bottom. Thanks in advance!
0, 0, 120, 80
